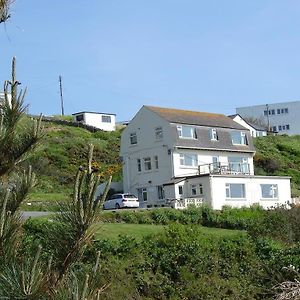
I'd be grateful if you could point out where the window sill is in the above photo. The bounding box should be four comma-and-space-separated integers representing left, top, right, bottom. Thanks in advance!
179, 166, 198, 169
178, 137, 197, 140
260, 198, 279, 201
225, 198, 247, 201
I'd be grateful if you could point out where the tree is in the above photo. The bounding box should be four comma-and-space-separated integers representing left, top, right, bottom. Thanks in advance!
0, 57, 42, 259
0, 0, 13, 24
0, 58, 112, 298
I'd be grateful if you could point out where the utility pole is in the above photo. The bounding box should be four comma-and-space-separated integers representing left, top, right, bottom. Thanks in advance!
266, 104, 270, 131
59, 75, 65, 116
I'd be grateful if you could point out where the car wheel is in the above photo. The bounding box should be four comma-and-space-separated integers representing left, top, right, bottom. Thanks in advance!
115, 203, 120, 210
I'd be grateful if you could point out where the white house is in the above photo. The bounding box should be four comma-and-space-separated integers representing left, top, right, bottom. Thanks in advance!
72, 111, 116, 131
120, 105, 291, 209
236, 101, 300, 135
229, 114, 267, 137
0, 92, 12, 109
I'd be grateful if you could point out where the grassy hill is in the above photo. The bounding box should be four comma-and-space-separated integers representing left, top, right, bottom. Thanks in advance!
254, 135, 300, 197
25, 119, 300, 204
26, 120, 122, 202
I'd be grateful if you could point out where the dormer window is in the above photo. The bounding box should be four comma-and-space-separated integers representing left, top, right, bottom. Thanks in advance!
130, 132, 137, 145
177, 125, 197, 139
231, 131, 248, 145
210, 128, 218, 141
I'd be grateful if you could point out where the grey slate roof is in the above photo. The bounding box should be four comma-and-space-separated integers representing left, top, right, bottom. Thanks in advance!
145, 106, 247, 130
145, 105, 256, 153
170, 124, 256, 153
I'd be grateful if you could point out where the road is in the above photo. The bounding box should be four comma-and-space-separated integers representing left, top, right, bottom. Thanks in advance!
21, 211, 53, 219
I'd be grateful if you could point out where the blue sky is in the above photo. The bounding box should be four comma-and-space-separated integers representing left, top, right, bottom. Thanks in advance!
1, 0, 300, 121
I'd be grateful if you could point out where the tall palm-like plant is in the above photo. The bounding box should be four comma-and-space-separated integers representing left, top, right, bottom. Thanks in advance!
0, 0, 14, 23
0, 57, 42, 258
0, 58, 111, 298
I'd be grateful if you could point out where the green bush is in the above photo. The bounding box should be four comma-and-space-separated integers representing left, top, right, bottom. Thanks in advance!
131, 224, 266, 299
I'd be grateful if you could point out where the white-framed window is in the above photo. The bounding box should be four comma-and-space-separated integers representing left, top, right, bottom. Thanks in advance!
137, 159, 141, 172
157, 186, 165, 199
228, 157, 249, 173
155, 127, 163, 140
191, 184, 197, 196
102, 115, 111, 123
178, 185, 183, 195
260, 184, 278, 199
177, 125, 197, 139
154, 155, 159, 169
272, 126, 277, 132
138, 188, 148, 202
210, 128, 218, 141
225, 183, 246, 199
142, 188, 148, 201
190, 184, 203, 196
130, 132, 137, 145
179, 153, 198, 167
231, 131, 248, 145
212, 156, 219, 171
144, 157, 152, 171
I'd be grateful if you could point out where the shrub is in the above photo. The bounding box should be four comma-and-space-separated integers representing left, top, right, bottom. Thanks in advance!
132, 224, 266, 299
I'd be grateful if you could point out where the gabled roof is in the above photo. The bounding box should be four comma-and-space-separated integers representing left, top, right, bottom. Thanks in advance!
145, 106, 247, 130
229, 114, 267, 131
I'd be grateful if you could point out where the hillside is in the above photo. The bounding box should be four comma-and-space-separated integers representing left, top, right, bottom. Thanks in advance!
254, 135, 300, 197
26, 120, 300, 203
26, 120, 122, 202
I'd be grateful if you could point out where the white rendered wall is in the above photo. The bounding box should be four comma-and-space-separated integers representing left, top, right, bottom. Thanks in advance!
120, 107, 174, 206
210, 175, 291, 210
236, 101, 300, 135
0, 92, 11, 106
73, 113, 116, 131
232, 115, 267, 137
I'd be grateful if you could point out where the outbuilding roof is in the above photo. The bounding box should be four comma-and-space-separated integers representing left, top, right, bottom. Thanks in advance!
72, 111, 116, 116
145, 106, 247, 130
228, 114, 267, 131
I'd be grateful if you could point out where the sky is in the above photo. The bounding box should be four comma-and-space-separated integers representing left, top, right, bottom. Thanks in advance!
1, 0, 300, 121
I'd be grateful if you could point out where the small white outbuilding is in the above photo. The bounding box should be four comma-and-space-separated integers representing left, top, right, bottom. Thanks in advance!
72, 111, 116, 131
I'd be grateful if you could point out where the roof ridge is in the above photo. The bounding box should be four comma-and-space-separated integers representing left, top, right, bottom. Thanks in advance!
145, 105, 226, 117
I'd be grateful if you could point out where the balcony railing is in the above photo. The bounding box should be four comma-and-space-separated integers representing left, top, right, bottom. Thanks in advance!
166, 197, 204, 209
198, 162, 250, 175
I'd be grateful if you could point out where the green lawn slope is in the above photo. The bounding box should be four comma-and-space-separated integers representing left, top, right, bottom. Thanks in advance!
254, 135, 300, 197
26, 120, 122, 202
